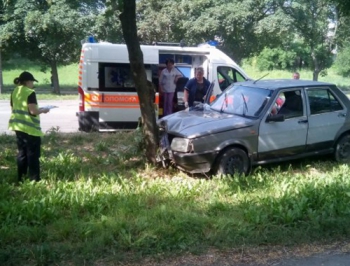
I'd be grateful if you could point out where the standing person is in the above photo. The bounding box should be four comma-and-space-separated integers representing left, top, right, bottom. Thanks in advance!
292, 72, 300, 80
8, 71, 50, 182
183, 67, 211, 109
159, 58, 182, 116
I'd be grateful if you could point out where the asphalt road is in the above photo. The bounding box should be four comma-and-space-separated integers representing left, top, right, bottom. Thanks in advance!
0, 100, 80, 134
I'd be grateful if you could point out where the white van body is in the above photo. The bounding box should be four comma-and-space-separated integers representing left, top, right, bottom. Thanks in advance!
77, 42, 250, 131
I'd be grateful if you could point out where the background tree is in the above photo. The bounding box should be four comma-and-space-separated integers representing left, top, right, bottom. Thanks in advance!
328, 0, 350, 16
276, 0, 335, 80
136, 0, 282, 63
113, 0, 159, 164
0, 0, 104, 94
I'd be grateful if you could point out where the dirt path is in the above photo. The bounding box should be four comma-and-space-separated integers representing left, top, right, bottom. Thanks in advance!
125, 241, 350, 266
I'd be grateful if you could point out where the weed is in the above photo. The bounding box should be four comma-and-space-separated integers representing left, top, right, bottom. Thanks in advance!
1, 132, 350, 265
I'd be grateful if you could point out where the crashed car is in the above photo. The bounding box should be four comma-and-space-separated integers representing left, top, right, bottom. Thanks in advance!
157, 79, 350, 176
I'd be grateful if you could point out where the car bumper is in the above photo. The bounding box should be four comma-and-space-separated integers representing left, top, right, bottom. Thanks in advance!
172, 150, 219, 174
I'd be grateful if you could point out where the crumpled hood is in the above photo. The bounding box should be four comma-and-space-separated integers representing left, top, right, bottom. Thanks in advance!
158, 109, 254, 138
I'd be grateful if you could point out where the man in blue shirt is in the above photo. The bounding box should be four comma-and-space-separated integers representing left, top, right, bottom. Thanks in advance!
183, 67, 211, 108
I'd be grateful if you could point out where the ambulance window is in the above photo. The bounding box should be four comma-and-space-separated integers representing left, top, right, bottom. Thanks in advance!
217, 66, 246, 91
176, 66, 191, 78
98, 63, 151, 92
236, 72, 245, 82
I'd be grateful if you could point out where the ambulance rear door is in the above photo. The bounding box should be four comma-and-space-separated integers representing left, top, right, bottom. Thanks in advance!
95, 47, 158, 130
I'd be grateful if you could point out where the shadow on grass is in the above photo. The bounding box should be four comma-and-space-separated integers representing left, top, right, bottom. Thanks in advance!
1, 133, 350, 265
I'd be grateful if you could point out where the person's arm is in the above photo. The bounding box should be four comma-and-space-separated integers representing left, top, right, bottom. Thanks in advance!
184, 89, 189, 108
27, 92, 49, 115
159, 70, 164, 93
174, 69, 183, 84
183, 79, 193, 108
203, 79, 211, 100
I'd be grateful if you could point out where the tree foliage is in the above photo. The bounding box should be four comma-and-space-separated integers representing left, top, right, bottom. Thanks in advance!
136, 0, 283, 63
0, 0, 104, 93
275, 0, 335, 80
256, 47, 297, 71
334, 43, 350, 77
328, 0, 350, 16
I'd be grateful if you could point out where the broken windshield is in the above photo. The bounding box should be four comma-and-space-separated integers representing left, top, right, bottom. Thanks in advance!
211, 85, 273, 117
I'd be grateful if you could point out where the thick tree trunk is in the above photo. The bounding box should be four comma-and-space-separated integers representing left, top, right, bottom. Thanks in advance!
0, 49, 3, 94
51, 62, 61, 95
119, 0, 158, 164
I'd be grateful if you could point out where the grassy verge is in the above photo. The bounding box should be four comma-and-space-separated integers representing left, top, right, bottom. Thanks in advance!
1, 131, 350, 265
1, 59, 78, 100
2, 58, 350, 100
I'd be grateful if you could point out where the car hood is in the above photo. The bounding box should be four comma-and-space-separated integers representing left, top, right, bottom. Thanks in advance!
158, 109, 255, 138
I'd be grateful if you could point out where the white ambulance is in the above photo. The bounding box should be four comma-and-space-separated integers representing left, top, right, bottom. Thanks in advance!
77, 41, 251, 131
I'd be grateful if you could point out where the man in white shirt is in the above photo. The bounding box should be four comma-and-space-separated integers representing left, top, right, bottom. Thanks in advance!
292, 72, 300, 80
159, 58, 182, 116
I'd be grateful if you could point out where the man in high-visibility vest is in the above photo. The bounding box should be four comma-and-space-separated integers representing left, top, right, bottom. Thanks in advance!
8, 71, 50, 182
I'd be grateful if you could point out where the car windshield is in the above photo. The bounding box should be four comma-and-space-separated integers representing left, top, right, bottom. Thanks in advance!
211, 85, 273, 117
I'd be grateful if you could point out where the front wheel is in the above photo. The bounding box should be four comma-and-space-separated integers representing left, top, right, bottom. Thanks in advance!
334, 134, 350, 163
214, 147, 250, 176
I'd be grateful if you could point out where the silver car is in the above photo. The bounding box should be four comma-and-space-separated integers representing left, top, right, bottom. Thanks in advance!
157, 79, 350, 175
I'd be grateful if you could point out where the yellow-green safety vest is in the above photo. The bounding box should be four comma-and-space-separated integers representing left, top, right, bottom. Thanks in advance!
8, 86, 44, 137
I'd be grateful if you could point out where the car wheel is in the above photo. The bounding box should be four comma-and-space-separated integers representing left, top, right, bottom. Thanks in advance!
334, 134, 350, 163
215, 148, 250, 176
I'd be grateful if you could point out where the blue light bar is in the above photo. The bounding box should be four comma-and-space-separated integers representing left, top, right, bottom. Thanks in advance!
207, 40, 218, 47
88, 36, 96, 43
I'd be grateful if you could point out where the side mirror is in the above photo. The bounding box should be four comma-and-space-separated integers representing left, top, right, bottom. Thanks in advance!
266, 114, 285, 122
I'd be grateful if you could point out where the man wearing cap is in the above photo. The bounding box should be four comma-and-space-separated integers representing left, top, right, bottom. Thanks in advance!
8, 71, 50, 182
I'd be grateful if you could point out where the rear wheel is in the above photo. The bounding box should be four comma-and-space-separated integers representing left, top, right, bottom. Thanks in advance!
215, 147, 250, 176
334, 134, 350, 163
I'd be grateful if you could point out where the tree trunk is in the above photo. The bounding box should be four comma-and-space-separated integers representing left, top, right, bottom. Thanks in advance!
119, 0, 159, 164
51, 62, 61, 95
311, 50, 320, 81
0, 49, 3, 94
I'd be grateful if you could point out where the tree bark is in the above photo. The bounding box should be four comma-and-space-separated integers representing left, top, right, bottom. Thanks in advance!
311, 50, 320, 81
118, 0, 158, 164
0, 49, 3, 94
51, 61, 61, 95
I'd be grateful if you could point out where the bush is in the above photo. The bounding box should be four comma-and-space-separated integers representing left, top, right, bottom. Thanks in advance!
256, 47, 297, 71
334, 45, 350, 77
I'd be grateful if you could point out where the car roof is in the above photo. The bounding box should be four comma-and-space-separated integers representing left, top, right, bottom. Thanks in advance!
236, 79, 335, 91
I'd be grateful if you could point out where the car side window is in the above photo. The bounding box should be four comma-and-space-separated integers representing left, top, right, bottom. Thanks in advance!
235, 71, 246, 82
217, 66, 246, 91
277, 90, 304, 119
307, 88, 343, 115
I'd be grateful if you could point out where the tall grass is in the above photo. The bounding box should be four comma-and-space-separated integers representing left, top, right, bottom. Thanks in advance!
1, 131, 350, 265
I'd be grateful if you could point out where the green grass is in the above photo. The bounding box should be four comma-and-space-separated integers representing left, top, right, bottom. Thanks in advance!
242, 63, 350, 91
1, 58, 79, 100
2, 58, 350, 101
1, 131, 350, 265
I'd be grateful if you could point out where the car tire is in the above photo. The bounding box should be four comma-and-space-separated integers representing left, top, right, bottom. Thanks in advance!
334, 134, 350, 163
215, 147, 250, 176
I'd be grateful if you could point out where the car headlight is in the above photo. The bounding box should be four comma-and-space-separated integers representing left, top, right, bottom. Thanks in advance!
171, 138, 191, 152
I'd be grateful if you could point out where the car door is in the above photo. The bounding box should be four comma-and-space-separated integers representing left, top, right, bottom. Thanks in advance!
215, 66, 247, 92
306, 86, 347, 152
258, 88, 308, 160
